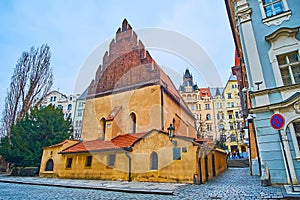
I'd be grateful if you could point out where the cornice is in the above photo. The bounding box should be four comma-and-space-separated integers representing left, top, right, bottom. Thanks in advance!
265, 27, 299, 43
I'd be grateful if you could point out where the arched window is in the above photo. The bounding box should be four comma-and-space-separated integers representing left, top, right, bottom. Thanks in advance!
130, 112, 136, 133
206, 114, 211, 120
45, 159, 54, 171
100, 118, 106, 140
67, 104, 72, 111
150, 152, 158, 170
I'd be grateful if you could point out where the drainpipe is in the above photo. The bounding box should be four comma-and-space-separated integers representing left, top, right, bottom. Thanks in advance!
194, 145, 201, 185
124, 146, 133, 182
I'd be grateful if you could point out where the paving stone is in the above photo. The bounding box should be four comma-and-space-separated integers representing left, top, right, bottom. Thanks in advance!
0, 168, 287, 199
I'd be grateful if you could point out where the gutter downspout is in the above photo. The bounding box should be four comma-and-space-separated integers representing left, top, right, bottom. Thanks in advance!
124, 146, 133, 182
194, 145, 201, 185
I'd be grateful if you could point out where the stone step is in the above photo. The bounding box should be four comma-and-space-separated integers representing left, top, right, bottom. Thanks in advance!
228, 158, 249, 168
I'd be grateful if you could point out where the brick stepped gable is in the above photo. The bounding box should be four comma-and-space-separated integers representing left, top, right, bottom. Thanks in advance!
88, 19, 161, 98
87, 19, 192, 116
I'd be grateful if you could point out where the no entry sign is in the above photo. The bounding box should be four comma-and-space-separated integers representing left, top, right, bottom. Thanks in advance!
270, 114, 285, 130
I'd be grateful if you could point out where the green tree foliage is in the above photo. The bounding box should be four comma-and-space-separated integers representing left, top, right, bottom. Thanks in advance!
0, 105, 70, 167
1, 44, 53, 137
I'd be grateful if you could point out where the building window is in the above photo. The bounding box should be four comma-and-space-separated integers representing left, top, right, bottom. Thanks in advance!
130, 112, 137, 133
67, 104, 72, 111
237, 122, 241, 130
235, 111, 239, 119
78, 110, 83, 117
66, 158, 73, 169
108, 154, 116, 167
230, 124, 234, 130
263, 0, 284, 18
277, 51, 300, 86
53, 96, 56, 101
230, 134, 237, 142
205, 104, 210, 110
217, 114, 220, 120
45, 159, 54, 171
100, 118, 106, 139
227, 102, 231, 108
206, 114, 211, 120
207, 124, 212, 131
85, 156, 92, 167
69, 96, 73, 101
217, 102, 222, 109
258, 0, 291, 26
173, 148, 181, 160
228, 93, 232, 99
190, 105, 195, 111
150, 152, 158, 170
222, 113, 224, 119
197, 104, 201, 110
231, 102, 235, 107
229, 114, 233, 119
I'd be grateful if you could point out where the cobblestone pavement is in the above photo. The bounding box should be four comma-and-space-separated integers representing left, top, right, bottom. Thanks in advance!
0, 168, 287, 200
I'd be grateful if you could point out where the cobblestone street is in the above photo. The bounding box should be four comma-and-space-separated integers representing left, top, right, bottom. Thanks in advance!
0, 168, 288, 199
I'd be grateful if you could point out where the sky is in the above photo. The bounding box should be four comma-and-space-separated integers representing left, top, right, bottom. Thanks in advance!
0, 0, 235, 111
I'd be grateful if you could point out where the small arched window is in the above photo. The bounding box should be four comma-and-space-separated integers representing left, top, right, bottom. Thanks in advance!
45, 159, 54, 171
67, 104, 72, 111
150, 152, 158, 170
100, 118, 106, 139
130, 112, 136, 133
206, 114, 211, 120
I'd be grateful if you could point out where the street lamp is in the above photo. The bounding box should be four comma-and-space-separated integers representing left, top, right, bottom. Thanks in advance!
168, 124, 175, 141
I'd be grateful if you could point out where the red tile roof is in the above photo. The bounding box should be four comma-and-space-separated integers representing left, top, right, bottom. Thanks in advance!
106, 106, 122, 121
112, 132, 147, 147
61, 132, 148, 154
199, 88, 211, 98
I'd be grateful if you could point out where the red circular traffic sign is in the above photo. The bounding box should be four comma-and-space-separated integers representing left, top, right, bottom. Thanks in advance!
270, 114, 285, 130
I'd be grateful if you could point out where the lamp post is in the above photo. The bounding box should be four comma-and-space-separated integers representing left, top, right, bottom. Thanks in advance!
167, 124, 175, 141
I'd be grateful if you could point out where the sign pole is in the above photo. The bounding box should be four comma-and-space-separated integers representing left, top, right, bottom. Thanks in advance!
277, 129, 295, 192
270, 113, 295, 192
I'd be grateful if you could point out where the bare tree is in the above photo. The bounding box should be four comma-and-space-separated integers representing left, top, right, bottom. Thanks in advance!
1, 44, 53, 137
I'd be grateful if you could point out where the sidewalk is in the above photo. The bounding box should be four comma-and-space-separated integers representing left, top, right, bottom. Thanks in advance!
0, 174, 184, 195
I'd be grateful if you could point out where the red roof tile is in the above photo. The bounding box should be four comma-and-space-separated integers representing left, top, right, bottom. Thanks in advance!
106, 106, 122, 121
62, 140, 118, 154
199, 88, 211, 98
112, 132, 147, 147
61, 132, 148, 154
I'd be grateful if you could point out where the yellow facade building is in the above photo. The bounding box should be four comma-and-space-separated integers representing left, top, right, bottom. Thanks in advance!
39, 19, 227, 184
222, 75, 247, 155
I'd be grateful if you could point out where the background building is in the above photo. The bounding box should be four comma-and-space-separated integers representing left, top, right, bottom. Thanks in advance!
38, 90, 77, 123
178, 70, 216, 140
222, 75, 246, 155
198, 88, 215, 140
73, 88, 88, 139
226, 0, 300, 184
